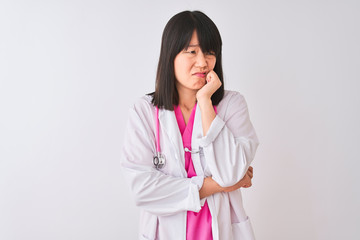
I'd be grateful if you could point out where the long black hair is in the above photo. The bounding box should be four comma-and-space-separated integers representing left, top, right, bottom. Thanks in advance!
148, 10, 224, 110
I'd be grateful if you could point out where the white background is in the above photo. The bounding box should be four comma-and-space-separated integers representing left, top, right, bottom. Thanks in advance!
1, 0, 359, 239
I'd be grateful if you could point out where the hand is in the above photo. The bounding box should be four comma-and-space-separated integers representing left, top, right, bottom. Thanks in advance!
222, 166, 254, 192
196, 70, 222, 101
242, 166, 253, 188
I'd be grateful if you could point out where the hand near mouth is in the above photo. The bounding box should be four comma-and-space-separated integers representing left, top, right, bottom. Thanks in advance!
196, 70, 222, 101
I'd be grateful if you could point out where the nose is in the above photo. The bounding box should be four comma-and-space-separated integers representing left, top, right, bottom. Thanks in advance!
195, 50, 207, 69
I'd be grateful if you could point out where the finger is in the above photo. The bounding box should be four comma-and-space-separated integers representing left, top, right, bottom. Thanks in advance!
248, 166, 253, 173
207, 70, 219, 83
245, 178, 252, 185
206, 71, 214, 81
244, 182, 252, 188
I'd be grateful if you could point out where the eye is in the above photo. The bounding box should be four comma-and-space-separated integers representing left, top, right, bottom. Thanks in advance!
188, 50, 196, 54
205, 51, 216, 56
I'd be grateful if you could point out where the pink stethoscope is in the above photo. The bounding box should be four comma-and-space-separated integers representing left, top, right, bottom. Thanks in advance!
153, 105, 217, 169
153, 106, 166, 169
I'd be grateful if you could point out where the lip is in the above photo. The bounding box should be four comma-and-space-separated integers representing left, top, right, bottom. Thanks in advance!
193, 71, 207, 78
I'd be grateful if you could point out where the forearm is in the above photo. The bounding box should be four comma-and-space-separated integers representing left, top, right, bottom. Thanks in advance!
199, 177, 223, 199
200, 171, 252, 198
197, 97, 216, 136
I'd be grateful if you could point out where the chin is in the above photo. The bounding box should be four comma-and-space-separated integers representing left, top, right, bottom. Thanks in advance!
195, 79, 206, 87
198, 82, 206, 88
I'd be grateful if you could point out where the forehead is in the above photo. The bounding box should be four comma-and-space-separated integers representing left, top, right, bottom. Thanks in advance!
189, 31, 199, 45
183, 29, 218, 53
185, 31, 201, 49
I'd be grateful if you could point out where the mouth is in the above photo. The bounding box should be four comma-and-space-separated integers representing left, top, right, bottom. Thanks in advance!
193, 71, 207, 78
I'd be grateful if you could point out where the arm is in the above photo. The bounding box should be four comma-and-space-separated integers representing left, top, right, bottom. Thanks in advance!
121, 103, 203, 216
200, 166, 254, 199
199, 177, 222, 199
198, 97, 216, 136
197, 92, 259, 187
196, 71, 259, 188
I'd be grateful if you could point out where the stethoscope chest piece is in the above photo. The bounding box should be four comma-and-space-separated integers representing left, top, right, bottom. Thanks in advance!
153, 152, 166, 169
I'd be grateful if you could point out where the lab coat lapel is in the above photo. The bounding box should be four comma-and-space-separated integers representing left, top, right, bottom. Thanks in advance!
192, 103, 204, 143
191, 104, 205, 176
158, 108, 187, 177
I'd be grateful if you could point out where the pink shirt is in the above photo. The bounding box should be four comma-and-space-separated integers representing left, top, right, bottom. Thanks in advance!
174, 103, 213, 240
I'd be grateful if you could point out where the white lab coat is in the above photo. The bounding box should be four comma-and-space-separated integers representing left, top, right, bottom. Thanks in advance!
121, 90, 259, 240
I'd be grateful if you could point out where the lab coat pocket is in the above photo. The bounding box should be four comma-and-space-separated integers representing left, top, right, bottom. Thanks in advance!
139, 212, 158, 240
231, 216, 256, 240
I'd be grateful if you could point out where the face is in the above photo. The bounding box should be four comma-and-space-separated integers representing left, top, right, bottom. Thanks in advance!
174, 31, 216, 93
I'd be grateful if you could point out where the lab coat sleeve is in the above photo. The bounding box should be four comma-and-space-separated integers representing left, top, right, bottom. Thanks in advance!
198, 92, 259, 187
121, 103, 203, 216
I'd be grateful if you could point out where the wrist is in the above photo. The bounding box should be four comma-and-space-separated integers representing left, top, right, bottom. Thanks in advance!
196, 90, 211, 101
197, 97, 212, 108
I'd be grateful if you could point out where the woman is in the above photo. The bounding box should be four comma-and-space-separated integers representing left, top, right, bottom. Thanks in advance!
121, 10, 259, 240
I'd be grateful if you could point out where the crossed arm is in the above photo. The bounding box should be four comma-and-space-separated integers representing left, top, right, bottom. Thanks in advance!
199, 166, 254, 199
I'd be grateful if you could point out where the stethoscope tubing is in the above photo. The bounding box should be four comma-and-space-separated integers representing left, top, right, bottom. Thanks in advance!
155, 106, 160, 153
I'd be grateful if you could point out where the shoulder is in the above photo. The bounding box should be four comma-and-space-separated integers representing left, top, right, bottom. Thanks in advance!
133, 94, 154, 111
215, 90, 250, 121
127, 94, 155, 127
218, 90, 247, 112
222, 90, 245, 102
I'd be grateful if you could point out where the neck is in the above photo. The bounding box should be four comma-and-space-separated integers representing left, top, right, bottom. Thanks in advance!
176, 85, 197, 111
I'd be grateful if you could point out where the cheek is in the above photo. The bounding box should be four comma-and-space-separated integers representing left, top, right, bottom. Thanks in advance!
209, 58, 216, 70
175, 59, 190, 75
174, 62, 191, 83
174, 60, 182, 79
